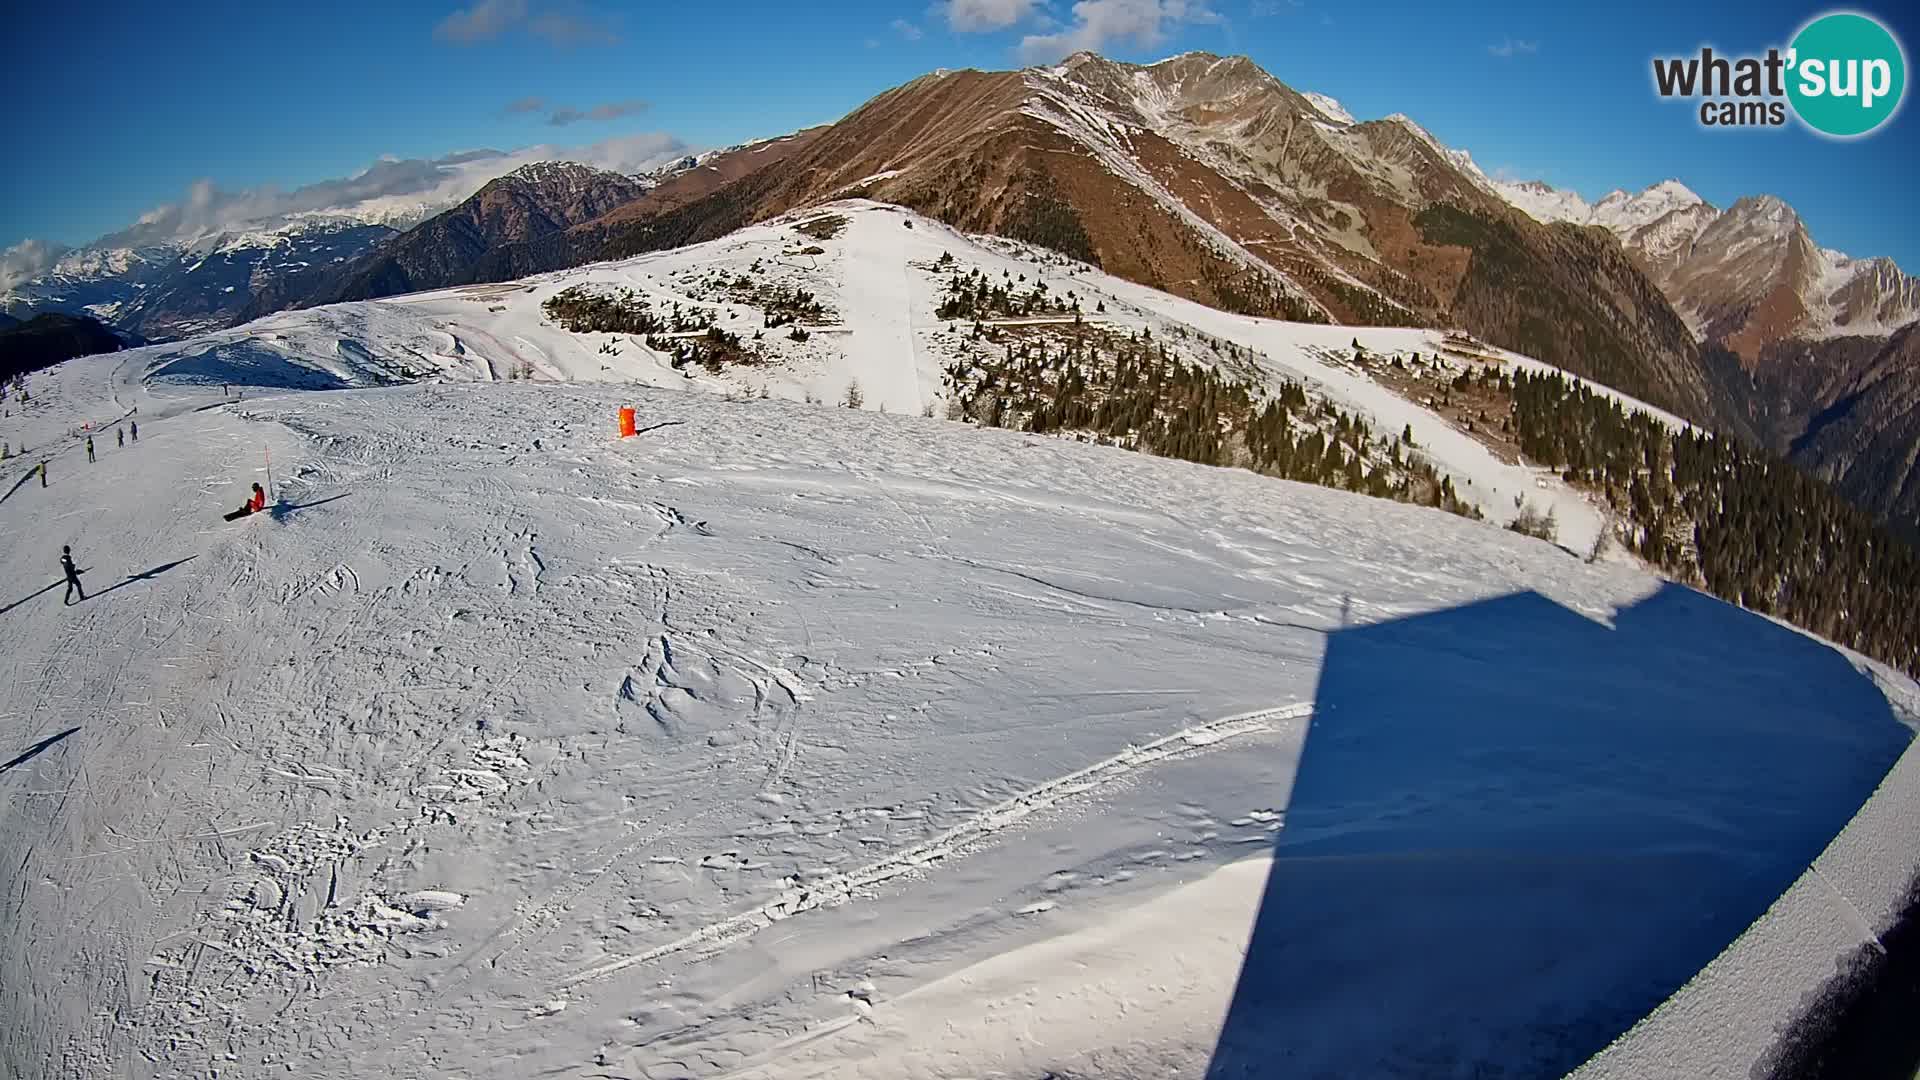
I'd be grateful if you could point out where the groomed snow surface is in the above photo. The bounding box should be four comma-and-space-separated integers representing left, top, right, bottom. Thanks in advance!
1, 203, 1916, 1080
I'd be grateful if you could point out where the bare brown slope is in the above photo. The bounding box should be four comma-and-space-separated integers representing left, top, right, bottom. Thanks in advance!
411, 54, 1732, 429
589, 69, 1321, 319
597, 128, 830, 225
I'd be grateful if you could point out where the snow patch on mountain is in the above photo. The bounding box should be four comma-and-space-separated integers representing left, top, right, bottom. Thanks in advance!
1302, 91, 1355, 126
1496, 180, 1595, 225
1380, 114, 1500, 198
1592, 180, 1705, 232
1497, 178, 1709, 235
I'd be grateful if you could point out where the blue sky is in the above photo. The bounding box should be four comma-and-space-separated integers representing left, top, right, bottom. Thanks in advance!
3, 0, 1916, 270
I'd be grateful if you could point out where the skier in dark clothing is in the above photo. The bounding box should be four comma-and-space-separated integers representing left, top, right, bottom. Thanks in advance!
86, 436, 95, 463
61, 546, 85, 605
117, 428, 124, 448
130, 420, 139, 442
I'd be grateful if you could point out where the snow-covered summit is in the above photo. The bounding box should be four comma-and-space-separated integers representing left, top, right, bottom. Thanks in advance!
1383, 114, 1497, 191
1496, 177, 1708, 231
1497, 179, 1595, 225
500, 160, 614, 186
1302, 91, 1355, 126
1591, 179, 1706, 233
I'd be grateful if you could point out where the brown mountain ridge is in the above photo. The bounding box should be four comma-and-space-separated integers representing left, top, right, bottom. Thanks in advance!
261, 51, 1919, 535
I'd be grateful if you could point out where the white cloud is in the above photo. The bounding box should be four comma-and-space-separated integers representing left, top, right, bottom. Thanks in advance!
434, 0, 619, 46
1487, 37, 1538, 58
943, 0, 1040, 32
1, 239, 72, 294
891, 17, 925, 40
1017, 0, 1218, 62
435, 0, 527, 43
545, 98, 649, 126
90, 133, 691, 250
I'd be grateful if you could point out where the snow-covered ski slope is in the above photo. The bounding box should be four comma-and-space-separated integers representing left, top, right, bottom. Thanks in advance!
3, 361, 1916, 1079
51, 201, 1662, 552
1, 202, 1915, 1079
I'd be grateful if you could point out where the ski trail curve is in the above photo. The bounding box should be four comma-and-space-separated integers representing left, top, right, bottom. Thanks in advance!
560, 703, 1312, 988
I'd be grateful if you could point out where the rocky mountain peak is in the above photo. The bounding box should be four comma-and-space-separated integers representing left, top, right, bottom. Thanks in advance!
1723, 194, 1802, 233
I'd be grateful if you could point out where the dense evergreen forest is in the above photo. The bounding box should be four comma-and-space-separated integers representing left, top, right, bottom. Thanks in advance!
1503, 366, 1920, 676
942, 326, 1479, 520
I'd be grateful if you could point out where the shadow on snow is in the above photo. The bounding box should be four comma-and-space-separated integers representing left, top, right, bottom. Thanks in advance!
77, 556, 199, 605
1205, 582, 1912, 1079
268, 492, 350, 521
0, 727, 80, 775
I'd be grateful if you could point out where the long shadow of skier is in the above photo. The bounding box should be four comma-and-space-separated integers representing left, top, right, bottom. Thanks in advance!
1203, 582, 1913, 1079
0, 727, 80, 774
0, 579, 63, 617
0, 465, 45, 507
76, 556, 198, 604
268, 492, 350, 521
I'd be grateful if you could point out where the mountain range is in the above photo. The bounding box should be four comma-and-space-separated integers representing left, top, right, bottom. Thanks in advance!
0, 153, 713, 341
1495, 175, 1920, 533
6, 50, 1917, 535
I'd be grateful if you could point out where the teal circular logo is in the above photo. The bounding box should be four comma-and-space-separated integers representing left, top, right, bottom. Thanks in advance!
1787, 12, 1906, 137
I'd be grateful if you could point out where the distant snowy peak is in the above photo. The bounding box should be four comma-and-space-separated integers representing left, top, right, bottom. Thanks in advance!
46, 244, 171, 280
1620, 201, 1721, 270
1382, 114, 1497, 192
492, 160, 646, 201
2, 218, 399, 342
501, 160, 609, 186
1495, 180, 1595, 226
629, 146, 738, 190
1585, 185, 1920, 346
1496, 177, 1707, 232
1592, 180, 1706, 234
1714, 193, 1804, 243
1302, 92, 1355, 126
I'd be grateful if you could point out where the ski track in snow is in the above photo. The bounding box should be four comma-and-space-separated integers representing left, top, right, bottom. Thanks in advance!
562, 704, 1311, 988
0, 366, 1570, 1080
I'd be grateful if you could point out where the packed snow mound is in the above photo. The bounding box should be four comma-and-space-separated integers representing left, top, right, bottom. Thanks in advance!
87, 201, 1664, 551
1, 351, 1913, 1078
